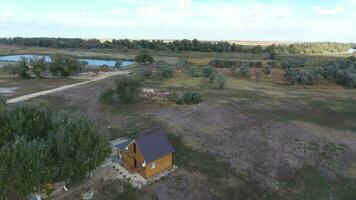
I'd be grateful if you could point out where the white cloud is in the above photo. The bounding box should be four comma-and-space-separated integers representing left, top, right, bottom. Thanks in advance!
312, 6, 344, 16
0, 11, 12, 23
107, 8, 124, 16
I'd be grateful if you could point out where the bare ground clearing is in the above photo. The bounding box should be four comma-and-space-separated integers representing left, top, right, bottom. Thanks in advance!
31, 71, 356, 199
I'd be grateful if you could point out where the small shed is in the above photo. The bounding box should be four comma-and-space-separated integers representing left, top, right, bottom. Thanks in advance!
115, 129, 175, 178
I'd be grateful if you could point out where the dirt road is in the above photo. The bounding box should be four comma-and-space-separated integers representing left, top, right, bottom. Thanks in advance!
6, 71, 129, 104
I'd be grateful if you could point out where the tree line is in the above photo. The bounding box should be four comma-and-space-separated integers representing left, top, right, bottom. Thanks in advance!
4, 54, 84, 78
0, 37, 352, 54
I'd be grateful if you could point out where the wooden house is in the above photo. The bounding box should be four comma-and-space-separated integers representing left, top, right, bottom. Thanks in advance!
115, 129, 175, 178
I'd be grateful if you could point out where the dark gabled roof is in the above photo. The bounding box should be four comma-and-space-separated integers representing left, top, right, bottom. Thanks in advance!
135, 129, 175, 163
114, 139, 133, 150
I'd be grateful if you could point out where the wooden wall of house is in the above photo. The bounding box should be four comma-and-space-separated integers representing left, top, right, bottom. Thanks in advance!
141, 153, 173, 178
119, 141, 146, 173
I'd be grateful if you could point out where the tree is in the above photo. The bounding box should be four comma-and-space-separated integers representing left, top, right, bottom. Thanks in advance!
156, 64, 175, 80
5, 57, 30, 78
213, 74, 227, 90
202, 66, 214, 78
262, 65, 272, 75
239, 64, 250, 77
135, 50, 155, 64
49, 54, 82, 77
0, 103, 110, 198
114, 76, 142, 103
30, 56, 47, 78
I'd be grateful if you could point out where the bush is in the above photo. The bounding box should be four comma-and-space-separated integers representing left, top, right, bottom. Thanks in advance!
177, 92, 202, 105
202, 66, 214, 78
30, 56, 47, 78
248, 61, 263, 68
114, 76, 142, 103
269, 51, 277, 60
99, 88, 114, 104
267, 61, 278, 68
281, 58, 306, 69
142, 67, 153, 78
209, 72, 216, 83
213, 74, 227, 90
49, 54, 82, 77
239, 64, 250, 77
135, 50, 155, 64
185, 66, 200, 77
262, 65, 272, 75
5, 57, 30, 78
156, 64, 175, 80
209, 59, 238, 68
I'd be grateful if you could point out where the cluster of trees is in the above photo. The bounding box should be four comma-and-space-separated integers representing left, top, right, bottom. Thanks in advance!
209, 59, 275, 69
139, 62, 175, 81
135, 50, 155, 64
285, 56, 356, 87
4, 54, 84, 78
281, 58, 306, 68
0, 37, 352, 54
0, 103, 110, 198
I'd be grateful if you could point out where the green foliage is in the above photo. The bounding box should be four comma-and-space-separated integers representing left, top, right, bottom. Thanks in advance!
0, 38, 351, 54
114, 76, 142, 103
262, 65, 272, 75
209, 59, 239, 68
135, 50, 155, 64
239, 64, 250, 77
282, 58, 306, 69
49, 53, 82, 77
181, 92, 202, 104
248, 61, 263, 68
284, 68, 323, 85
5, 57, 30, 78
30, 56, 47, 78
267, 61, 278, 68
269, 51, 277, 60
284, 56, 356, 87
185, 66, 200, 77
155, 64, 175, 80
213, 74, 227, 90
209, 72, 216, 83
202, 66, 214, 78
99, 88, 115, 104
0, 103, 110, 198
142, 67, 153, 78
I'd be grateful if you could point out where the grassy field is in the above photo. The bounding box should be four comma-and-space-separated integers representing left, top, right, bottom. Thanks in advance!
1, 45, 355, 199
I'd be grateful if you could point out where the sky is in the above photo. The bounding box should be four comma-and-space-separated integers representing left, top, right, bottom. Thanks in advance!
0, 0, 355, 42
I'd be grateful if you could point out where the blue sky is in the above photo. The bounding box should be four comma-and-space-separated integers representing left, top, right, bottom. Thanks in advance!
0, 0, 355, 42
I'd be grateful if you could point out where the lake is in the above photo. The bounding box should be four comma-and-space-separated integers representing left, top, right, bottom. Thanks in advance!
0, 55, 135, 68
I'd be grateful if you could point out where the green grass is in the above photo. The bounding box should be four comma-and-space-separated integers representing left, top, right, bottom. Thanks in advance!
285, 167, 356, 200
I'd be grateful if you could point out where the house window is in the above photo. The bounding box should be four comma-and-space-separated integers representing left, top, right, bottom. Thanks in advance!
133, 143, 136, 154
151, 162, 156, 169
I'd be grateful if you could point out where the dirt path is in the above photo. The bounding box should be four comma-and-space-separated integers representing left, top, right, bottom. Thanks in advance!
6, 71, 129, 104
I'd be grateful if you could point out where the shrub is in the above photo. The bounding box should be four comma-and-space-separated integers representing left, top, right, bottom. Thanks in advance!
202, 66, 214, 78
178, 92, 202, 104
135, 50, 155, 64
269, 51, 277, 60
281, 58, 306, 69
156, 64, 175, 80
99, 88, 115, 104
213, 74, 227, 90
239, 64, 250, 77
49, 54, 82, 77
5, 57, 30, 78
262, 65, 272, 75
114, 76, 142, 103
209, 72, 216, 83
30, 56, 47, 78
267, 61, 278, 68
248, 61, 263, 68
209, 59, 238, 68
142, 67, 153, 78
185, 66, 200, 77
